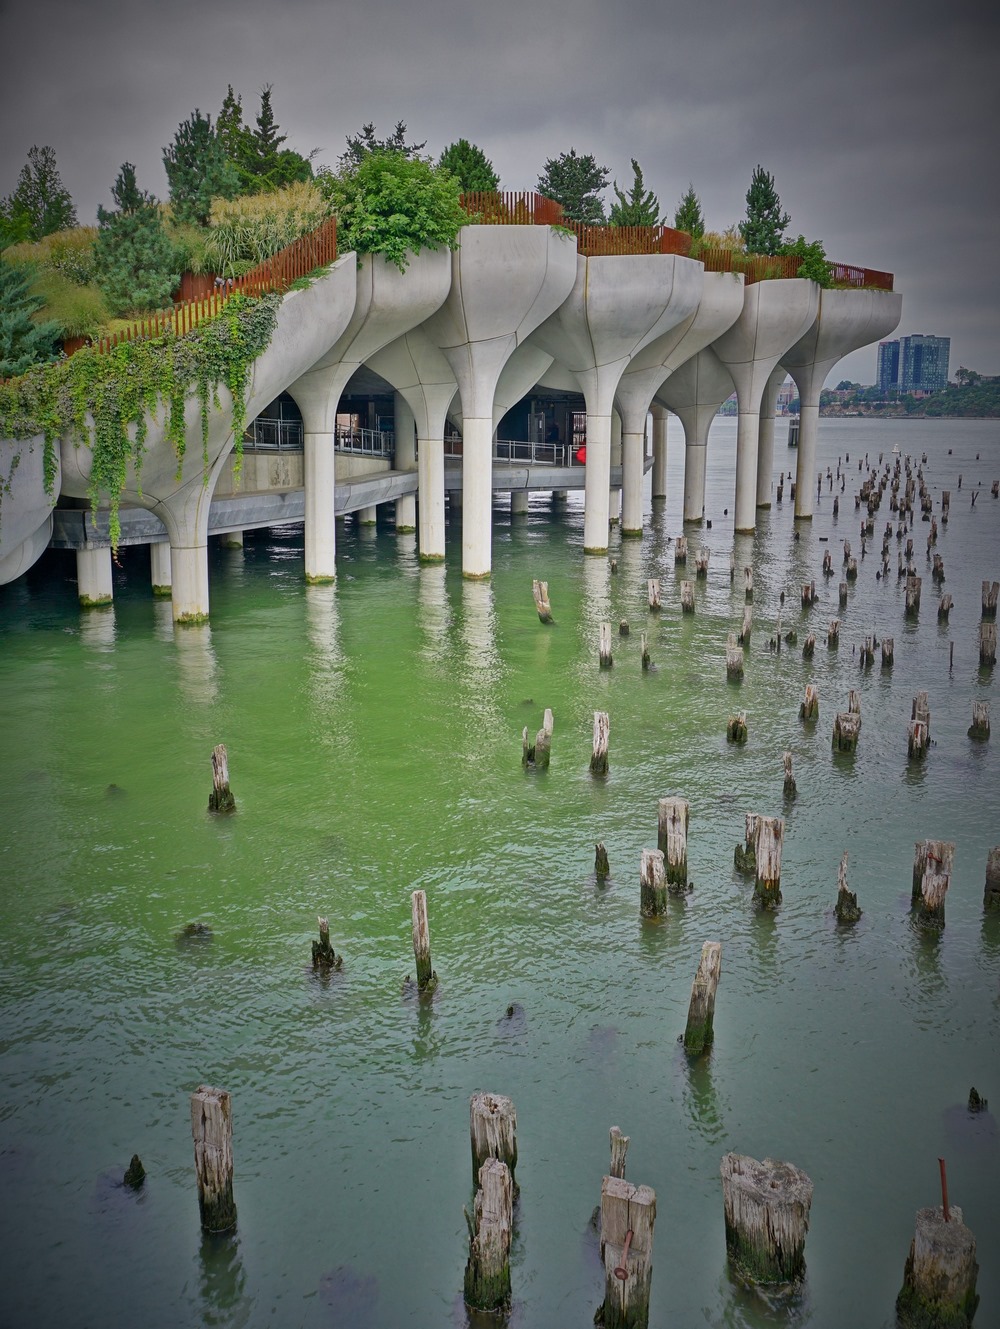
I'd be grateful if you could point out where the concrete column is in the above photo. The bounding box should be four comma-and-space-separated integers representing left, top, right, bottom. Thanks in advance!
756, 367, 785, 509
511, 490, 529, 516
684, 434, 708, 522
219, 529, 244, 549
76, 546, 113, 607
170, 542, 210, 624
794, 403, 821, 518
733, 411, 761, 533
583, 415, 613, 554
150, 542, 172, 597
394, 392, 417, 533
417, 437, 445, 561
358, 506, 377, 526
651, 408, 668, 500
462, 416, 493, 579
621, 427, 645, 536
609, 412, 622, 525
304, 430, 336, 583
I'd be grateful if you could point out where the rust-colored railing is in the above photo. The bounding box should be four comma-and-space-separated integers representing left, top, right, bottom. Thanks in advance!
829, 262, 894, 291
699, 248, 893, 290
88, 217, 338, 356
571, 223, 692, 257
460, 191, 565, 226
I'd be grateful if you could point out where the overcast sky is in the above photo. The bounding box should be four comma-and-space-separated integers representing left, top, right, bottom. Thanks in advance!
2, 0, 997, 384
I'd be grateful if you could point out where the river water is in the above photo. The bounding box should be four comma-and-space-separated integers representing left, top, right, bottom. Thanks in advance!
1, 417, 998, 1329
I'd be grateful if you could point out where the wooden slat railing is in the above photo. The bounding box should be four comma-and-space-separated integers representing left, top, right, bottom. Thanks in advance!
460, 191, 565, 225
700, 248, 893, 289
570, 223, 692, 257
829, 262, 894, 291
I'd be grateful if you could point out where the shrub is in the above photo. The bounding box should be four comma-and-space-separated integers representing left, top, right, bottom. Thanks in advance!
204, 181, 328, 275
780, 235, 832, 287
3, 227, 99, 285
27, 268, 109, 338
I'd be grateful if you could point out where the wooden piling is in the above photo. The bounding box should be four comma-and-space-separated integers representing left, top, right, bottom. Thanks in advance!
469, 1091, 518, 1189
938, 594, 953, 621
896, 1204, 979, 1329
720, 1153, 813, 1285
640, 633, 651, 671
726, 634, 744, 681
190, 1086, 237, 1233
463, 1158, 513, 1314
744, 567, 753, 601
599, 1175, 656, 1329
639, 848, 668, 917
860, 636, 875, 668
595, 842, 611, 879
833, 711, 861, 753
522, 707, 554, 768
846, 559, 858, 583
982, 580, 999, 620
123, 1154, 146, 1189
968, 701, 990, 741
799, 684, 819, 722
683, 941, 722, 1055
984, 847, 1000, 912
843, 539, 852, 566
734, 812, 760, 873
532, 579, 553, 623
680, 580, 695, 614
822, 550, 833, 578
695, 548, 710, 578
726, 711, 748, 745
782, 752, 796, 799
657, 797, 690, 892
908, 720, 928, 760
312, 916, 342, 971
738, 606, 752, 646
801, 580, 816, 607
905, 574, 922, 617
675, 535, 687, 565
619, 618, 630, 636
208, 744, 236, 814
912, 691, 930, 737
912, 840, 955, 926
591, 712, 610, 775
932, 554, 945, 584
647, 579, 661, 612
609, 1126, 630, 1180
980, 621, 997, 666
839, 581, 849, 607
835, 850, 862, 922
600, 623, 614, 669
753, 817, 784, 909
881, 636, 894, 669
411, 889, 436, 990
802, 632, 815, 659
729, 551, 735, 582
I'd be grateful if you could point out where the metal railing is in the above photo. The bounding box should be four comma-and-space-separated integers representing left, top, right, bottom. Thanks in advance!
460, 191, 565, 226
335, 425, 394, 457
443, 437, 583, 466
243, 418, 304, 451
698, 248, 894, 290
570, 222, 692, 257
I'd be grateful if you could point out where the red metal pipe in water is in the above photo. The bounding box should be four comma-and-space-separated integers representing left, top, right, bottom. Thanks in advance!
614, 1228, 634, 1280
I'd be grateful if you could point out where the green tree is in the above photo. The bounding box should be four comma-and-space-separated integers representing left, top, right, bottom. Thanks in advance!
0, 261, 61, 376
780, 234, 831, 286
608, 159, 662, 226
217, 85, 250, 169
238, 85, 314, 191
3, 145, 76, 242
673, 184, 704, 239
739, 165, 790, 256
438, 139, 499, 193
93, 164, 180, 316
163, 110, 240, 226
536, 149, 609, 224
339, 121, 426, 171
319, 150, 465, 272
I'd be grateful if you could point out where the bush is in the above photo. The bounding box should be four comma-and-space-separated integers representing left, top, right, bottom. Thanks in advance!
3, 226, 99, 285
780, 235, 832, 287
689, 226, 745, 258
204, 181, 328, 275
27, 267, 109, 337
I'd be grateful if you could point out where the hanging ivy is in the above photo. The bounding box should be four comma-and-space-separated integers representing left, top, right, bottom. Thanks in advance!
0, 291, 279, 549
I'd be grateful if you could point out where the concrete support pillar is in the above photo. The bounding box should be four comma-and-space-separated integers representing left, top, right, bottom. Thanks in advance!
511, 490, 529, 516
76, 546, 113, 608
219, 529, 244, 550
462, 416, 493, 579
621, 428, 645, 536
358, 505, 377, 526
609, 412, 622, 525
756, 367, 785, 509
304, 430, 336, 583
170, 542, 210, 624
583, 415, 613, 554
651, 408, 668, 500
417, 437, 445, 562
734, 411, 761, 533
150, 542, 172, 598
794, 402, 821, 519
684, 434, 708, 522
394, 391, 417, 533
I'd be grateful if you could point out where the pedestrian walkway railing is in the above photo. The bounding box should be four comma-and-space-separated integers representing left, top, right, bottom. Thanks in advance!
460, 192, 565, 226
335, 425, 394, 458
242, 418, 304, 451
443, 437, 583, 466
698, 248, 894, 290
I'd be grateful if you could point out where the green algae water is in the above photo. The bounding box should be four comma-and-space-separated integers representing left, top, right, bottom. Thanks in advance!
1, 418, 998, 1329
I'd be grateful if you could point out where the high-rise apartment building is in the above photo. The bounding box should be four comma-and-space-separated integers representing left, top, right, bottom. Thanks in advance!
877, 340, 900, 393
875, 335, 950, 393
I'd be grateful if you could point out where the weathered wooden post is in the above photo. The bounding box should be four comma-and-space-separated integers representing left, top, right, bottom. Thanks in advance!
860, 636, 875, 668
846, 557, 858, 582
799, 684, 819, 722
726, 634, 744, 681
619, 618, 630, 636
938, 594, 953, 621
124, 1154, 146, 1190
801, 580, 816, 607
908, 720, 928, 760
696, 547, 710, 578
640, 633, 651, 671
657, 797, 690, 892
647, 579, 661, 612
980, 621, 997, 667
932, 554, 945, 585
782, 752, 797, 799
843, 539, 852, 566
208, 744, 236, 814
984, 847, 1000, 912
833, 711, 860, 753
729, 550, 736, 582
912, 691, 930, 737
968, 701, 990, 741
599, 1176, 656, 1329
906, 574, 922, 617
591, 712, 610, 775
675, 535, 687, 565
595, 842, 611, 879
609, 1126, 630, 1179
683, 941, 722, 1055
835, 850, 862, 922
639, 848, 667, 917
190, 1086, 237, 1233
411, 889, 436, 990
464, 1158, 513, 1314
600, 623, 614, 669
470, 1091, 517, 1189
849, 689, 861, 715
312, 916, 342, 971
734, 813, 760, 873
753, 817, 784, 909
802, 632, 815, 659
522, 708, 554, 769
881, 636, 894, 669
822, 549, 833, 578
982, 580, 999, 620
896, 1194, 979, 1329
726, 711, 748, 745
738, 605, 753, 645
744, 567, 753, 601
720, 1153, 812, 1285
532, 579, 553, 623
912, 840, 955, 927
680, 580, 695, 614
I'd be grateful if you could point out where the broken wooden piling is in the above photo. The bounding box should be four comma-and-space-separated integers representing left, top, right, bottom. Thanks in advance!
860, 636, 875, 668
675, 535, 687, 565
647, 579, 661, 612
522, 708, 554, 769
801, 580, 816, 607
208, 744, 236, 814
833, 711, 860, 753
720, 1153, 813, 1285
984, 847, 1000, 912
600, 623, 614, 669
799, 684, 819, 722
599, 1175, 656, 1329
753, 817, 784, 909
680, 580, 695, 614
726, 634, 744, 681
881, 636, 894, 669
411, 889, 436, 990
738, 605, 752, 646
591, 712, 610, 775
968, 701, 990, 741
908, 719, 928, 760
835, 850, 862, 922
912, 840, 955, 927
980, 621, 997, 667
464, 1158, 513, 1314
912, 691, 930, 738
190, 1085, 237, 1233
782, 752, 796, 799
595, 842, 611, 879
802, 632, 815, 659
846, 558, 858, 582
312, 916, 342, 971
470, 1091, 518, 1189
734, 813, 760, 874
532, 579, 553, 623
683, 941, 722, 1055
906, 574, 922, 617
639, 848, 667, 917
896, 1201, 979, 1329
609, 1126, 630, 1180
938, 594, 953, 621
726, 711, 748, 745
657, 797, 690, 892
640, 633, 651, 671
982, 580, 999, 620
744, 567, 753, 601
695, 548, 710, 578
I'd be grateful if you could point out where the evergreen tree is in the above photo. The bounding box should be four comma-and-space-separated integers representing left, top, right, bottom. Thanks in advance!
738, 165, 790, 256
673, 183, 704, 239
163, 110, 240, 225
238, 85, 313, 191
536, 149, 609, 224
608, 159, 662, 226
438, 139, 499, 193
339, 121, 426, 171
217, 85, 250, 168
0, 261, 61, 376
5, 145, 76, 241
93, 164, 180, 316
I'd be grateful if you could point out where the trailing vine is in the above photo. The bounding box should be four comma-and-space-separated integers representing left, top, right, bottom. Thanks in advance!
0, 291, 279, 549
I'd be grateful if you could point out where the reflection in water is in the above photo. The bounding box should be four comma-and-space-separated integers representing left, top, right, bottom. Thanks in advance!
305, 583, 345, 713
460, 581, 503, 736
173, 623, 218, 706
79, 606, 117, 651
681, 1048, 727, 1144
197, 1231, 251, 1328
580, 556, 611, 640
748, 906, 778, 983
716, 1265, 812, 1327
410, 988, 442, 1062
615, 536, 643, 595
417, 564, 451, 664
396, 531, 417, 568
151, 598, 174, 642
904, 917, 947, 1027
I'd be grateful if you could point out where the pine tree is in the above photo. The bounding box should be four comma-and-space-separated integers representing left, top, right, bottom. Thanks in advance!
93, 164, 180, 316
438, 140, 499, 193
673, 184, 704, 240
536, 149, 609, 225
238, 85, 313, 191
339, 121, 426, 171
608, 159, 662, 226
5, 145, 76, 241
738, 166, 790, 256
163, 110, 240, 225
217, 85, 250, 169
0, 261, 61, 376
